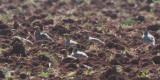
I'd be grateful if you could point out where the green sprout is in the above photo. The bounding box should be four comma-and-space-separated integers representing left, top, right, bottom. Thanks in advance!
65, 25, 70, 30
0, 46, 3, 54
2, 15, 7, 19
14, 3, 18, 8
101, 23, 106, 28
5, 72, 11, 80
54, 35, 57, 39
84, 69, 95, 75
19, 10, 24, 15
89, 44, 99, 50
47, 14, 53, 19
116, 65, 123, 73
66, 71, 76, 79
150, 8, 153, 13
44, 43, 49, 47
31, 1, 40, 7
128, 43, 132, 45
123, 17, 134, 26
26, 71, 31, 75
124, 48, 127, 52
152, 60, 156, 64
37, 50, 41, 56
152, 0, 155, 3
83, 12, 89, 16
120, 9, 124, 14
22, 70, 31, 75
64, 36, 66, 40
86, 23, 95, 28
38, 70, 48, 78
138, 72, 150, 78
98, 71, 103, 77
82, 16, 87, 22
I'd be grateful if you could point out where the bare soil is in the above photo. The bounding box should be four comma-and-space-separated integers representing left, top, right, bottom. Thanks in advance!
0, 0, 160, 80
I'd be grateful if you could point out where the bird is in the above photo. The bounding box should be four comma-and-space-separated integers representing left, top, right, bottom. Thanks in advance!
12, 36, 33, 45
64, 34, 78, 47
83, 30, 105, 45
60, 49, 76, 58
34, 26, 53, 42
142, 26, 155, 45
71, 47, 88, 58
60, 49, 77, 63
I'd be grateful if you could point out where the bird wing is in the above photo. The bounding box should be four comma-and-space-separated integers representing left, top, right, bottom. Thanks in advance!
72, 51, 88, 58
141, 35, 146, 41
142, 34, 155, 45
66, 40, 78, 47
149, 35, 155, 45
142, 36, 151, 42
77, 51, 88, 58
90, 37, 105, 44
41, 33, 53, 41
70, 40, 78, 44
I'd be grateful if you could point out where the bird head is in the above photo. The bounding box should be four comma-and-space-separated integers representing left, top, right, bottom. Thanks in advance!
64, 34, 70, 39
34, 26, 41, 32
82, 30, 89, 35
12, 36, 21, 40
82, 30, 89, 39
60, 49, 68, 56
142, 26, 148, 31
142, 26, 148, 35
72, 46, 78, 53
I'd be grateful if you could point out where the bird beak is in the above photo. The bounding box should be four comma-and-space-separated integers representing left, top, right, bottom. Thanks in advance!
72, 45, 77, 50
142, 26, 147, 31
34, 27, 37, 30
34, 26, 40, 31
64, 34, 70, 39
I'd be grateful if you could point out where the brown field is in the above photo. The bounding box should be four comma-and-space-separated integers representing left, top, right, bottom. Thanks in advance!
0, 0, 160, 80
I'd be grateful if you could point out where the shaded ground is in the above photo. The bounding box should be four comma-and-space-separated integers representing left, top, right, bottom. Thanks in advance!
0, 0, 160, 80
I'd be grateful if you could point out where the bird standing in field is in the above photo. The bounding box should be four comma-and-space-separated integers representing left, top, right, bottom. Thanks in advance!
64, 34, 78, 47
83, 30, 105, 45
142, 26, 155, 45
60, 49, 76, 59
71, 47, 88, 58
34, 26, 53, 42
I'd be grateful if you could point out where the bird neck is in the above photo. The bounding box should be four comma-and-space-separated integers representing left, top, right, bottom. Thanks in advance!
35, 31, 40, 38
36, 31, 41, 34
144, 30, 148, 35
63, 54, 68, 57
66, 38, 70, 42
73, 49, 78, 54
86, 35, 89, 40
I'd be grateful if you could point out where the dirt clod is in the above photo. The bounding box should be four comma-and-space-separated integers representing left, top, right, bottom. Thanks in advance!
0, 70, 5, 78
11, 38, 26, 56
0, 0, 160, 79
20, 73, 27, 79
152, 56, 160, 64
